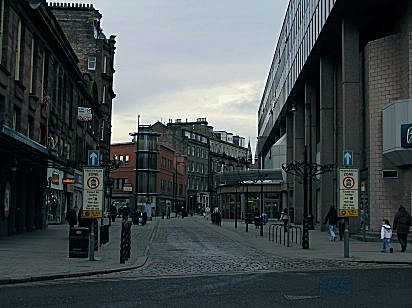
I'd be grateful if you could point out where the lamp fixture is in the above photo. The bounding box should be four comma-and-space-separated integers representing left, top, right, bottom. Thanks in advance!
26, 0, 43, 10
291, 105, 297, 112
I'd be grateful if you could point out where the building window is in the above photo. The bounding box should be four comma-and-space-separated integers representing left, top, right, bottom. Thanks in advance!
125, 155, 129, 164
0, 0, 4, 63
29, 38, 35, 93
88, 56, 96, 70
28, 117, 34, 139
103, 55, 107, 73
15, 20, 22, 80
101, 85, 106, 103
100, 119, 105, 141
13, 107, 21, 131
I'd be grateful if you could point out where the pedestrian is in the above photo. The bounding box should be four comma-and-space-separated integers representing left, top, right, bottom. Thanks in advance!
166, 207, 171, 219
66, 206, 77, 229
393, 205, 412, 252
380, 219, 393, 253
123, 203, 130, 219
110, 203, 117, 222
254, 211, 260, 229
338, 217, 345, 241
280, 208, 289, 232
324, 205, 338, 242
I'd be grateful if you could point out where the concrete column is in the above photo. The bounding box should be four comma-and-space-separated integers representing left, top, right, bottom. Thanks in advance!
320, 55, 337, 230
286, 111, 294, 218
342, 19, 361, 167
293, 100, 305, 224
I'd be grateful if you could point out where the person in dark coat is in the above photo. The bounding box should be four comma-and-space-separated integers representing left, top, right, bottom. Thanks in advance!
66, 207, 78, 228
110, 204, 117, 222
324, 206, 338, 242
393, 206, 412, 252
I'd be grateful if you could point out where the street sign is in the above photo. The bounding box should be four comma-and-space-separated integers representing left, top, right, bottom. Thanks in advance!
88, 150, 100, 167
123, 183, 133, 192
342, 150, 353, 166
339, 168, 359, 217
77, 107, 93, 121
82, 168, 104, 218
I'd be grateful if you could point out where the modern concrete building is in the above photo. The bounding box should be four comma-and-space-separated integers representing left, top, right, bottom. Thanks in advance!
257, 0, 412, 232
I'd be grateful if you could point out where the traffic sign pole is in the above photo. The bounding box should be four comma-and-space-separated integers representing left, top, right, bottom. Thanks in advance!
89, 219, 95, 261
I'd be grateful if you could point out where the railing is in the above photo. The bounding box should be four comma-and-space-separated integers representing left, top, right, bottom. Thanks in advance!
268, 223, 302, 246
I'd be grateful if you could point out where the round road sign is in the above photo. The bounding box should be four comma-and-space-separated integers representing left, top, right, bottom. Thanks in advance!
342, 176, 355, 189
87, 176, 100, 189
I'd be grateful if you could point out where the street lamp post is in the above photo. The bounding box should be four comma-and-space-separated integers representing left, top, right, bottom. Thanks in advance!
234, 184, 238, 229
282, 157, 334, 249
129, 116, 140, 211
254, 170, 267, 237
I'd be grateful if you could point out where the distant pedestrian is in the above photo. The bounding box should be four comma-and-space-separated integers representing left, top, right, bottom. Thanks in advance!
280, 208, 289, 231
122, 203, 130, 220
393, 206, 412, 252
166, 207, 171, 219
110, 204, 117, 222
66, 206, 77, 229
380, 219, 393, 253
324, 205, 338, 242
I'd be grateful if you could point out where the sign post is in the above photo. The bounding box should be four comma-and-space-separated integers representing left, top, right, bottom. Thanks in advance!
83, 167, 104, 261
339, 168, 359, 258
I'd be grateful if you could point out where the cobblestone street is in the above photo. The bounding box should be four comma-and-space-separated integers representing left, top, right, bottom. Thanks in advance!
104, 217, 384, 279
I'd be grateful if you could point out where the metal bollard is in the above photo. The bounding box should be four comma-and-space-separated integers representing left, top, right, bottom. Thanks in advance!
126, 222, 132, 259
120, 221, 127, 264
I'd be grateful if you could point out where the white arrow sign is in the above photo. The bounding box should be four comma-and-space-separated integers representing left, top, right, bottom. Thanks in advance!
88, 150, 100, 166
343, 150, 353, 166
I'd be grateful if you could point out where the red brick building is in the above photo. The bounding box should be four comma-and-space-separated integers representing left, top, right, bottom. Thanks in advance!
110, 141, 187, 216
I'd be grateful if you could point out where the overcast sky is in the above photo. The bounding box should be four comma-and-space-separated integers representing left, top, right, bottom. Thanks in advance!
58, 0, 289, 151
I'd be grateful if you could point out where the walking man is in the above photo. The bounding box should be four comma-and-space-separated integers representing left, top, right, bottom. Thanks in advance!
324, 205, 338, 242
393, 206, 411, 252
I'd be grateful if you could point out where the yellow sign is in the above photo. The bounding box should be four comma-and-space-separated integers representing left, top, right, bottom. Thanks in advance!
81, 210, 102, 218
339, 209, 359, 217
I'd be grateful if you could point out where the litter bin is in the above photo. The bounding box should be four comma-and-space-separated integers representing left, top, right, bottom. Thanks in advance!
69, 227, 89, 258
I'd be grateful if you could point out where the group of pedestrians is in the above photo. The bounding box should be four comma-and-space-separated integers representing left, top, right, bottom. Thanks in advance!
324, 205, 412, 253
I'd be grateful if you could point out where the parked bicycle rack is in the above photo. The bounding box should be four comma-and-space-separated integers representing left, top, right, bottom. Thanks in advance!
268, 223, 302, 246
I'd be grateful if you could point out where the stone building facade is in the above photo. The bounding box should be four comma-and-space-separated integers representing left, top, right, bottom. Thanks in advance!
0, 0, 115, 236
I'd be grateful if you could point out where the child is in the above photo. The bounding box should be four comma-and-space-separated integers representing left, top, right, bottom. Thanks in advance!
380, 219, 393, 253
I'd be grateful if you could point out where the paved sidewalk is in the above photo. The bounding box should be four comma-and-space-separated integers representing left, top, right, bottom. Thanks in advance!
0, 218, 157, 285
1, 215, 411, 285
199, 217, 412, 265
